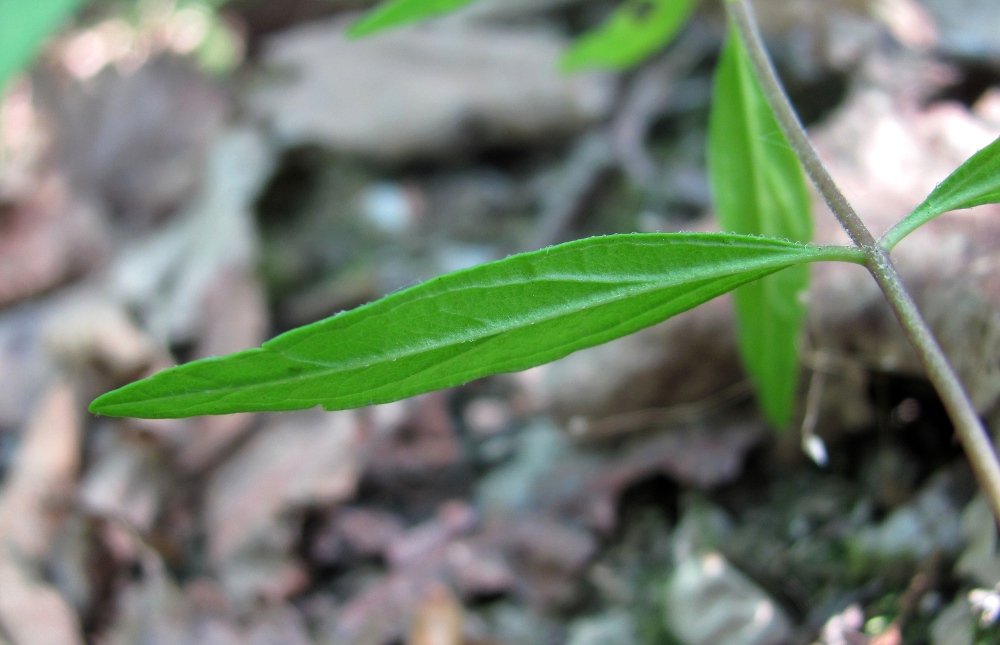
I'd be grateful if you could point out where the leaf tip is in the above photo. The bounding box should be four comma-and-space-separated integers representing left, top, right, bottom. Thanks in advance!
88, 391, 117, 417
89, 380, 153, 418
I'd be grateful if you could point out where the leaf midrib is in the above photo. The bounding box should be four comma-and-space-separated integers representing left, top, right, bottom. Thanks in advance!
109, 254, 814, 407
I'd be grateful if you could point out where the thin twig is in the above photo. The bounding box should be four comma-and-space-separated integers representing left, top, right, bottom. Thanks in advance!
725, 0, 1000, 524
724, 0, 875, 248
570, 380, 753, 442
800, 352, 830, 466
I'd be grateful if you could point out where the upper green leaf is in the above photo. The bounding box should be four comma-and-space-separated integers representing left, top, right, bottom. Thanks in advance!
90, 233, 860, 419
348, 0, 478, 38
707, 26, 813, 429
881, 135, 1000, 250
0, 0, 88, 95
560, 0, 699, 72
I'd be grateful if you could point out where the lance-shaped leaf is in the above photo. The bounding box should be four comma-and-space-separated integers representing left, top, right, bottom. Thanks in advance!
348, 0, 478, 38
0, 0, 88, 94
561, 0, 699, 72
708, 26, 813, 429
90, 234, 859, 419
882, 135, 1000, 250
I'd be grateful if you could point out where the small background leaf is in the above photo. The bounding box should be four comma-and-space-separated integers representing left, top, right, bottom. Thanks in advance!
707, 26, 813, 429
882, 134, 1000, 249
89, 234, 858, 419
348, 0, 478, 38
560, 0, 699, 72
0, 0, 88, 94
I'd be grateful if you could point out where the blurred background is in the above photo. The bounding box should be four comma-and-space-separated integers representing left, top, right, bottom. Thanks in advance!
2, 0, 1000, 643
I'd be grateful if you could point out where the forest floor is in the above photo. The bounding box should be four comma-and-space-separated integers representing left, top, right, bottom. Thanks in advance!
2, 1, 1000, 644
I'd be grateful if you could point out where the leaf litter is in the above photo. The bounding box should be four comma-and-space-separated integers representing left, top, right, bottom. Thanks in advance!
2, 1, 1000, 644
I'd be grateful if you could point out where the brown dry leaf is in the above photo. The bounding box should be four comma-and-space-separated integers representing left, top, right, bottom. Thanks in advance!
327, 506, 595, 644
0, 173, 107, 308
102, 548, 192, 645
472, 515, 595, 608
247, 18, 615, 161
79, 429, 168, 560
206, 409, 362, 608
309, 507, 405, 565
329, 502, 482, 645
0, 381, 83, 644
0, 381, 80, 557
43, 297, 169, 381
42, 296, 183, 445
367, 392, 463, 480
38, 55, 227, 229
596, 419, 767, 492
387, 501, 478, 569
0, 559, 84, 645
0, 302, 59, 432
975, 88, 1000, 128
492, 418, 762, 534
106, 546, 314, 645
109, 127, 271, 345
407, 582, 464, 645
871, 0, 938, 50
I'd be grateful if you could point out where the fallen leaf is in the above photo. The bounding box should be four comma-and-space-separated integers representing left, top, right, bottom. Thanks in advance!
0, 559, 84, 645
0, 381, 80, 557
206, 408, 362, 608
79, 429, 167, 552
0, 301, 58, 431
330, 502, 482, 645
108, 127, 271, 344
0, 173, 107, 308
0, 381, 83, 644
105, 547, 315, 645
367, 392, 464, 486
309, 506, 405, 565
43, 297, 170, 400
39, 54, 227, 229
248, 18, 615, 160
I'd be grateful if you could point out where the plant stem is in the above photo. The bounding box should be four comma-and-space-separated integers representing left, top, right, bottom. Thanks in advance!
724, 0, 1000, 523
725, 0, 874, 248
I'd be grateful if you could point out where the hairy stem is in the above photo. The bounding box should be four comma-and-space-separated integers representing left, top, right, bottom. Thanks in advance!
724, 0, 1000, 523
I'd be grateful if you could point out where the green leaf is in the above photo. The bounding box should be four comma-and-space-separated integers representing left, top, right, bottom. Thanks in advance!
560, 0, 699, 72
348, 0, 477, 38
882, 135, 1000, 250
90, 233, 860, 419
0, 0, 88, 95
707, 26, 813, 429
